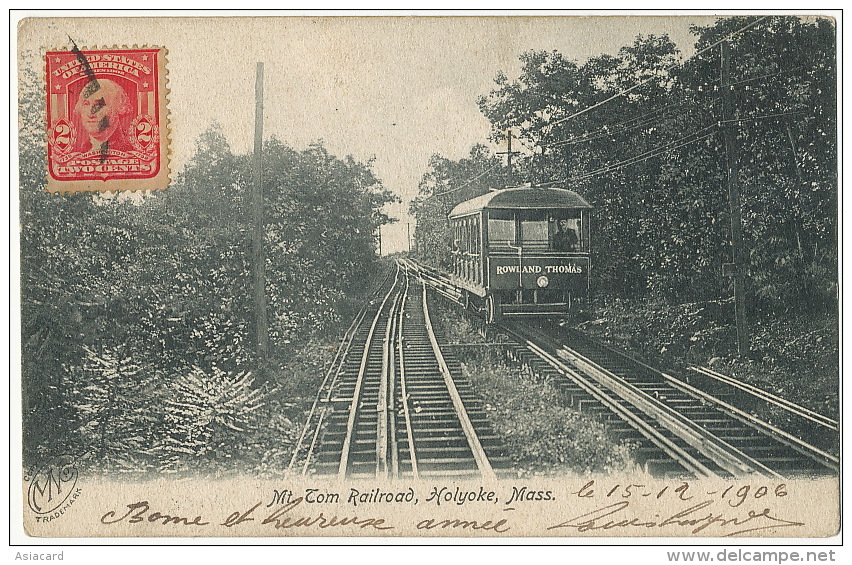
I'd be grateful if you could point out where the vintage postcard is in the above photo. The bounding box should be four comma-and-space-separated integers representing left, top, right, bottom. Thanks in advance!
13, 13, 841, 544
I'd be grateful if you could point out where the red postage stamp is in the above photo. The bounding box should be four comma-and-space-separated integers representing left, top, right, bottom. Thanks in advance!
45, 47, 170, 193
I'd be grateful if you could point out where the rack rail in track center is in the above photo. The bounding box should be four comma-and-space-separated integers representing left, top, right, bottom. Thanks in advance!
307, 264, 511, 480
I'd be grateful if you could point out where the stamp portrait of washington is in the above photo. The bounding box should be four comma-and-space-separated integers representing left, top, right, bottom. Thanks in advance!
45, 47, 170, 192
72, 77, 136, 154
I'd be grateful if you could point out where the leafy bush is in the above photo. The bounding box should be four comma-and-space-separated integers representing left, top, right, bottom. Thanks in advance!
435, 305, 636, 476
158, 368, 270, 473
461, 349, 636, 476
415, 17, 837, 311
20, 48, 396, 470
64, 345, 157, 472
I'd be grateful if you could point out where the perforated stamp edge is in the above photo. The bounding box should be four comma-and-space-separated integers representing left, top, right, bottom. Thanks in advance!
43, 44, 172, 195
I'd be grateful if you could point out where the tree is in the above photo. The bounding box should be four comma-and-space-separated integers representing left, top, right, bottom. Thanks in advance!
688, 16, 837, 311
478, 36, 688, 297
410, 145, 503, 267
474, 17, 837, 310
20, 43, 397, 470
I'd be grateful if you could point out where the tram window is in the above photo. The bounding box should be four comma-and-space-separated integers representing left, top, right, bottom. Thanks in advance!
550, 213, 584, 252
473, 216, 480, 254
488, 211, 516, 247
520, 210, 549, 249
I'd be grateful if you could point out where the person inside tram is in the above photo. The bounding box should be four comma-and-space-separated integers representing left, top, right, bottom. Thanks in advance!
552, 218, 579, 252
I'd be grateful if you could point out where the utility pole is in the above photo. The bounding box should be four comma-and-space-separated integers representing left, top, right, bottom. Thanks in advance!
406, 222, 411, 253
377, 226, 382, 256
497, 129, 521, 187
721, 41, 750, 356
564, 147, 571, 186
532, 145, 543, 186
252, 62, 269, 367
783, 119, 807, 257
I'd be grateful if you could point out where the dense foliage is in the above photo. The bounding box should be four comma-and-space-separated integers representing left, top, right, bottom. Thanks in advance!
582, 296, 839, 454
20, 54, 397, 472
412, 16, 837, 313
409, 144, 504, 269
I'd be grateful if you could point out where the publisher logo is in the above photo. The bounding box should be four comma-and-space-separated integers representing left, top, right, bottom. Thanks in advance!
27, 454, 79, 515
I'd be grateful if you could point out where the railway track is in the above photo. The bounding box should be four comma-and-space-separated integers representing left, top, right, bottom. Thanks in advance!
406, 259, 838, 479
293, 262, 510, 480
507, 322, 838, 478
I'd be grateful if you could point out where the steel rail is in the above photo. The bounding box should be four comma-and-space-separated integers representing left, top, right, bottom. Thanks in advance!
410, 260, 713, 478
375, 290, 400, 478
289, 266, 397, 475
388, 275, 409, 479
402, 258, 465, 305
410, 258, 713, 477
287, 296, 370, 475
687, 365, 839, 431
514, 333, 716, 478
552, 341, 783, 478
674, 369, 839, 470
569, 330, 838, 471
409, 256, 834, 477
337, 265, 401, 480
396, 275, 420, 480
421, 285, 497, 480
300, 405, 328, 476
308, 262, 509, 479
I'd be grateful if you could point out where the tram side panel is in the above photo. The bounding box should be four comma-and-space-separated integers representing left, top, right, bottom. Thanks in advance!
486, 254, 590, 316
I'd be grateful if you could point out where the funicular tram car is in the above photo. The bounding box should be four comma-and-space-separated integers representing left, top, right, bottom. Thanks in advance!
448, 185, 592, 322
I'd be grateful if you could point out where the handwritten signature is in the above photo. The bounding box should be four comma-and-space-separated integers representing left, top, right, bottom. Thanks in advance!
547, 500, 805, 536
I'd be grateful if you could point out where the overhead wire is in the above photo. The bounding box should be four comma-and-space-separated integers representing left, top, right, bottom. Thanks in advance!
546, 103, 686, 149
727, 64, 807, 89
721, 110, 806, 125
424, 163, 501, 201
568, 123, 719, 183
544, 62, 804, 151
569, 132, 717, 184
544, 103, 676, 148
536, 17, 810, 186
545, 61, 803, 150
437, 17, 776, 196
553, 106, 809, 185
544, 16, 769, 130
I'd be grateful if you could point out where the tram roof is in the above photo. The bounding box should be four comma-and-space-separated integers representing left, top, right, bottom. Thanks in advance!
448, 186, 592, 218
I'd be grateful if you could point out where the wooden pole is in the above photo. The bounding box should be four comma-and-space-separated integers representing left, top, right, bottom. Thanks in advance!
565, 147, 571, 185
721, 41, 750, 356
497, 129, 520, 187
783, 120, 807, 257
506, 130, 514, 186
252, 62, 269, 366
